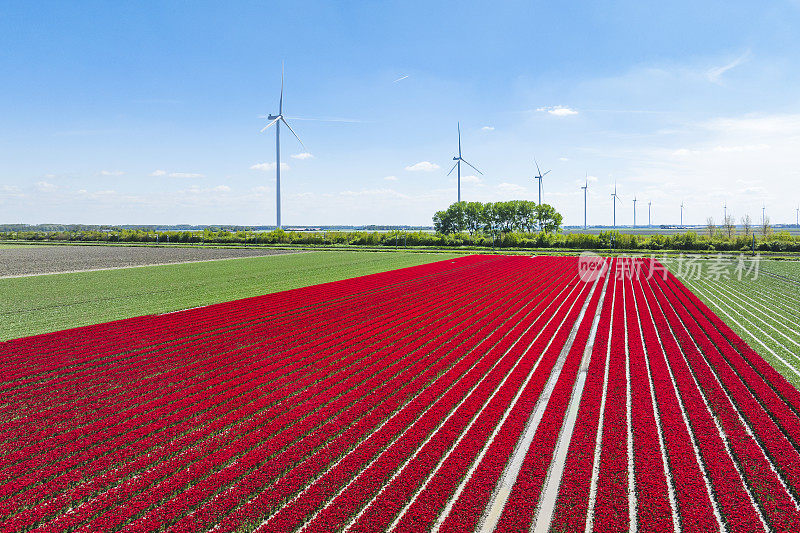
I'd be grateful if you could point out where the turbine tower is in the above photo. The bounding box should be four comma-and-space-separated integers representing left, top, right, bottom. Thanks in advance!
633, 196, 637, 228
648, 201, 652, 227
796, 205, 799, 227
611, 183, 621, 229
762, 204, 766, 226
260, 64, 306, 229
447, 123, 482, 203
724, 202, 728, 223
581, 176, 588, 229
680, 201, 684, 228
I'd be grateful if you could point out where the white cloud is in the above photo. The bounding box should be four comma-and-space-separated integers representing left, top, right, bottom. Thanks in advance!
35, 181, 57, 192
587, 175, 599, 183
339, 188, 410, 199
251, 185, 271, 194
99, 170, 124, 176
405, 161, 440, 172
184, 184, 231, 194
169, 172, 205, 178
706, 50, 752, 83
497, 182, 525, 194
558, 157, 569, 162
537, 105, 578, 117
291, 152, 314, 160
482, 126, 495, 131
461, 175, 482, 184
250, 162, 289, 171
151, 169, 167, 176
383, 175, 398, 181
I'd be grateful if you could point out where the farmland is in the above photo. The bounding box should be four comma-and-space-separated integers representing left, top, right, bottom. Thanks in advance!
0, 250, 460, 340
2, 255, 799, 531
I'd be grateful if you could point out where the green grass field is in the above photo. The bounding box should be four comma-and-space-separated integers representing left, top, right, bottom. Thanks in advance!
0, 251, 460, 341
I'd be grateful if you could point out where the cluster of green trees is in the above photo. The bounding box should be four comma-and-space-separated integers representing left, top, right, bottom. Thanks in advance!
433, 201, 563, 235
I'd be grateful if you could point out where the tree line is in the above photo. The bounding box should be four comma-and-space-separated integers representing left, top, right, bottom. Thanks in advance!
433, 201, 563, 235
2, 227, 800, 251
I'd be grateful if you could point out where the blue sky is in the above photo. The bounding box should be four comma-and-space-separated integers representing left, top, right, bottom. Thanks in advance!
2, 1, 800, 226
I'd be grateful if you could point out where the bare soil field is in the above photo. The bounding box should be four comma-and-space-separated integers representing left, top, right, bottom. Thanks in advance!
0, 245, 297, 277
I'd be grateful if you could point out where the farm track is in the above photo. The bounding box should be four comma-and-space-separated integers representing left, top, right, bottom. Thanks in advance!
2, 255, 800, 532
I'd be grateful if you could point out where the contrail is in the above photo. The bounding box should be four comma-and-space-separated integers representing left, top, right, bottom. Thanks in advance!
392, 75, 409, 83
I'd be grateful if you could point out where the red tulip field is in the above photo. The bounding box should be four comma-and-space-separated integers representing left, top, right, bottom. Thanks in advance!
2, 254, 800, 532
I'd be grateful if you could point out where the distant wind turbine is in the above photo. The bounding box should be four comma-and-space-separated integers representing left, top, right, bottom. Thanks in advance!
260, 63, 306, 229
796, 206, 799, 227
680, 201, 685, 227
581, 176, 588, 229
447, 122, 482, 203
648, 201, 652, 227
724, 202, 728, 223
633, 196, 637, 228
533, 158, 551, 207
611, 183, 621, 229
533, 159, 551, 231
762, 204, 766, 226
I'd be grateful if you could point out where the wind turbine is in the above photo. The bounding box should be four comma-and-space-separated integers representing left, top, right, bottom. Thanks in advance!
611, 183, 621, 229
648, 201, 652, 227
260, 63, 306, 229
581, 176, 588, 229
533, 159, 552, 231
762, 204, 766, 226
796, 206, 799, 227
533, 158, 551, 207
724, 202, 728, 223
633, 196, 637, 229
680, 201, 684, 228
447, 122, 482, 203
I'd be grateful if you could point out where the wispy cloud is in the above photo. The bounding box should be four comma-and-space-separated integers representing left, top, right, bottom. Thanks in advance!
461, 175, 482, 184
405, 161, 440, 172
169, 172, 205, 179
151, 170, 167, 177
537, 105, 578, 117
482, 126, 495, 131
497, 182, 525, 193
250, 162, 289, 171
383, 175, 398, 181
339, 188, 410, 199
99, 170, 124, 176
291, 152, 314, 160
35, 181, 58, 192
706, 49, 752, 83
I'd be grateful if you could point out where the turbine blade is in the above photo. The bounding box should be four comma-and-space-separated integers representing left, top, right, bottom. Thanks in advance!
260, 117, 280, 132
281, 118, 306, 150
279, 62, 284, 115
534, 157, 542, 177
461, 159, 483, 175
458, 122, 462, 157
446, 161, 459, 176
543, 169, 551, 176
